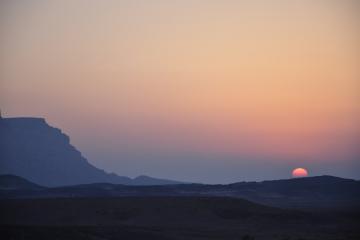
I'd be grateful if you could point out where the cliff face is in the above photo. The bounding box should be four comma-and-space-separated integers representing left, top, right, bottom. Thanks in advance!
0, 117, 134, 186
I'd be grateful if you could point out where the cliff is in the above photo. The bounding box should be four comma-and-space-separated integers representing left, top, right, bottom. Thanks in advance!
0, 117, 181, 186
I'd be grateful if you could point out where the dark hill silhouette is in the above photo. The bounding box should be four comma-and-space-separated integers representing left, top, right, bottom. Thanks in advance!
0, 117, 183, 186
1, 174, 359, 209
228, 175, 360, 209
0, 175, 43, 190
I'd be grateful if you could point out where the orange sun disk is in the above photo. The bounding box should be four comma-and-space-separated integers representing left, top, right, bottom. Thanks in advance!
292, 168, 308, 178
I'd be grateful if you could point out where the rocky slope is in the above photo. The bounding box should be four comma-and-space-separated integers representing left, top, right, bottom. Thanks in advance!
0, 117, 182, 186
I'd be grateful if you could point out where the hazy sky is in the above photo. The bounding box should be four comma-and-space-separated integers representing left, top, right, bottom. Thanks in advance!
1, 0, 359, 183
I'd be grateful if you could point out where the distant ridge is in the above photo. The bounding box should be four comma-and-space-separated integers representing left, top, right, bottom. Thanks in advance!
262, 175, 356, 183
0, 117, 184, 187
1, 174, 359, 209
133, 175, 183, 185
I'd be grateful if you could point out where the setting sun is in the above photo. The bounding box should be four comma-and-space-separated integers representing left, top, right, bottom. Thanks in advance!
292, 168, 309, 178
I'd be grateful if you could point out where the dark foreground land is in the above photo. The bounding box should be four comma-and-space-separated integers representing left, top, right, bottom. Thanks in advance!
1, 197, 360, 240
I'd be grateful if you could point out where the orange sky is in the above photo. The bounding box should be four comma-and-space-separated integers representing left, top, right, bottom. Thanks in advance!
1, 0, 359, 182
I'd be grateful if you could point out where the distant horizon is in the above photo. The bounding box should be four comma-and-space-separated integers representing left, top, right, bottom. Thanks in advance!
1, 169, 359, 186
1, 114, 359, 184
1, 1, 359, 183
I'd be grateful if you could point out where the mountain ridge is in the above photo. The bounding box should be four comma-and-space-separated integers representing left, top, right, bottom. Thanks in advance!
0, 117, 184, 186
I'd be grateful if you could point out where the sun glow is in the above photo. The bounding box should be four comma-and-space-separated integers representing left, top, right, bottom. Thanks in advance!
292, 168, 309, 178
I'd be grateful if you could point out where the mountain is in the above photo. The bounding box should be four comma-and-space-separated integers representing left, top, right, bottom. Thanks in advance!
0, 117, 183, 186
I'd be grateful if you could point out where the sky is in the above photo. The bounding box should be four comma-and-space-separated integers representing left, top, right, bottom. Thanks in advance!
0, 0, 359, 183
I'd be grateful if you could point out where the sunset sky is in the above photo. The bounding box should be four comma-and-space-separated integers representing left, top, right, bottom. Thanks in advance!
1, 0, 359, 183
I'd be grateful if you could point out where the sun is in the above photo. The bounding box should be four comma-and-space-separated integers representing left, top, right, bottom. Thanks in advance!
292, 168, 308, 178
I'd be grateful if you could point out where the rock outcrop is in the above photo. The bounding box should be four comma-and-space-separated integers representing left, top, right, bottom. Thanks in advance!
0, 117, 182, 186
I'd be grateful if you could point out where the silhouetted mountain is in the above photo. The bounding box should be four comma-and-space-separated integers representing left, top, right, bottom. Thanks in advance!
1, 174, 359, 210
0, 117, 183, 186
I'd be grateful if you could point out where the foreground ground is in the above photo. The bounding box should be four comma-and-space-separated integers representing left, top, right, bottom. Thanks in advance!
1, 197, 359, 240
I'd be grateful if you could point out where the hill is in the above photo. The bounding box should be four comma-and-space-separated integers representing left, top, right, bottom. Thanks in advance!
0, 175, 43, 190
1, 175, 359, 239
1, 174, 359, 210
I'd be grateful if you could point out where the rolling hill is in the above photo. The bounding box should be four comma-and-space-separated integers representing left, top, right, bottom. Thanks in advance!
1, 174, 359, 210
